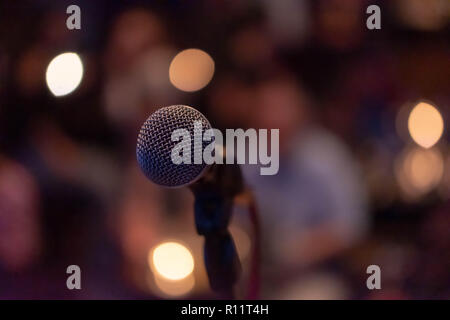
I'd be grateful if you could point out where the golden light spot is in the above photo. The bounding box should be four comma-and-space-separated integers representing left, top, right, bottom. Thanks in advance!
169, 49, 214, 92
150, 242, 194, 281
408, 102, 444, 148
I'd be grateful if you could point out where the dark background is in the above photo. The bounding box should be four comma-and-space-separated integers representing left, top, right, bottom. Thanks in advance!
0, 0, 449, 299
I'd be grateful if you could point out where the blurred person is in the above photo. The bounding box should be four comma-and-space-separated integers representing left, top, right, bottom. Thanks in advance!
0, 119, 127, 298
103, 7, 181, 147
0, 157, 41, 274
0, 157, 44, 299
238, 73, 369, 296
105, 8, 166, 72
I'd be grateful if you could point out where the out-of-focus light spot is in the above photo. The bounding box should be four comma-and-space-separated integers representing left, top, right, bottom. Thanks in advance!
152, 272, 195, 297
230, 225, 251, 261
395, 147, 444, 199
408, 148, 443, 189
150, 242, 194, 281
46, 52, 83, 97
169, 49, 214, 92
408, 102, 444, 148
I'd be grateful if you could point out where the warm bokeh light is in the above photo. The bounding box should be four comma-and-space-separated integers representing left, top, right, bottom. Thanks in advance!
152, 273, 195, 297
169, 48, 214, 92
408, 102, 444, 148
150, 242, 194, 281
395, 147, 444, 199
46, 52, 83, 97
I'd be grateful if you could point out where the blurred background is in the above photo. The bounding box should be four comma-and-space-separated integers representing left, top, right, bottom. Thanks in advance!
0, 0, 449, 299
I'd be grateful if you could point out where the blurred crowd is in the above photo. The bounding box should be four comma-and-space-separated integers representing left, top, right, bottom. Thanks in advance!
0, 0, 449, 299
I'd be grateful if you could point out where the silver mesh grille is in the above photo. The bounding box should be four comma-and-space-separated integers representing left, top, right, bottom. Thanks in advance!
136, 105, 212, 187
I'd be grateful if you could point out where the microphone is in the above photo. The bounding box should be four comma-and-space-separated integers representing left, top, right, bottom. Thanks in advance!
136, 105, 244, 297
136, 105, 212, 187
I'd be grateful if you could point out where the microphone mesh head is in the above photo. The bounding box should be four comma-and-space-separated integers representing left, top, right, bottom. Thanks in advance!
136, 105, 212, 187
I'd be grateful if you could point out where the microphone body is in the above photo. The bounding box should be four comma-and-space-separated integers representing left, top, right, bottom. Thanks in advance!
136, 105, 242, 297
190, 155, 243, 295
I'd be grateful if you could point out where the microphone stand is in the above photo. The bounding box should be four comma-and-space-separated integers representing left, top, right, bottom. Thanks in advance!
189, 159, 243, 299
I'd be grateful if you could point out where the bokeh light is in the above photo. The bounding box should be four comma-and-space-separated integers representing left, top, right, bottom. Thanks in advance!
395, 147, 444, 199
152, 272, 195, 297
169, 48, 214, 92
150, 242, 194, 281
408, 102, 444, 148
46, 52, 83, 97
